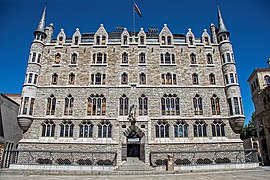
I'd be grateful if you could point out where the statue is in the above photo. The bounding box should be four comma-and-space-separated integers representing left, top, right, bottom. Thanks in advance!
128, 104, 136, 124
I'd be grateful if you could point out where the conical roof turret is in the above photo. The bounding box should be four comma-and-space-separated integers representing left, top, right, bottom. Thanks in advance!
35, 5, 46, 33
217, 6, 229, 35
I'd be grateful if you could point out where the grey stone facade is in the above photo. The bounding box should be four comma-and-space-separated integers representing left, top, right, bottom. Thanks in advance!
16, 6, 246, 168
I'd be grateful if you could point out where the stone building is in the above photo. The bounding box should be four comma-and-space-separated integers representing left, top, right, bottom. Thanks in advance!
248, 60, 270, 165
13, 5, 251, 170
0, 94, 23, 168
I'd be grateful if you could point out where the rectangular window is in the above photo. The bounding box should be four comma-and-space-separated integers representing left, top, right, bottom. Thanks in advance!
230, 73, 235, 83
32, 53, 36, 62
22, 97, 29, 115
29, 98, 35, 115
37, 54, 41, 63
34, 74, 38, 84
233, 97, 240, 115
228, 98, 233, 115
28, 73, 33, 83
225, 74, 229, 84
226, 53, 231, 62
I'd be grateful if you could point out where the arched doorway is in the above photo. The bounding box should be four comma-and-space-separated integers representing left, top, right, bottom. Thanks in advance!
122, 125, 145, 161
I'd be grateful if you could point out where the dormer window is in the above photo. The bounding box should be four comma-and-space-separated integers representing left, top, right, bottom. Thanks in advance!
205, 37, 209, 45
96, 36, 100, 45
140, 36, 144, 45
189, 36, 193, 45
167, 36, 172, 45
59, 37, 63, 45
102, 36, 106, 45
74, 36, 79, 45
123, 36, 128, 45
161, 36, 166, 45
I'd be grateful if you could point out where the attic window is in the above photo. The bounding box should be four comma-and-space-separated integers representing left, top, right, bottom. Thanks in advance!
205, 37, 209, 45
102, 36, 106, 45
59, 37, 63, 45
140, 36, 144, 45
74, 36, 79, 45
189, 36, 193, 45
167, 36, 172, 45
123, 36, 128, 45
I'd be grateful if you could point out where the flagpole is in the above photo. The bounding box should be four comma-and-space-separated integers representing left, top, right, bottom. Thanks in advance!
133, 0, 135, 35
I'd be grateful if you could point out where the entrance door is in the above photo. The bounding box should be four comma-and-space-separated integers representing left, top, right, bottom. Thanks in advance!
127, 144, 140, 157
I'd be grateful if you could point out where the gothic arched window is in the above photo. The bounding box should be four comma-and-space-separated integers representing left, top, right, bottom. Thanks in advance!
79, 120, 93, 138
139, 52, 146, 63
41, 120, 55, 137
209, 73, 216, 85
161, 94, 180, 115
139, 94, 148, 115
119, 94, 129, 115
174, 121, 188, 138
139, 73, 146, 85
46, 94, 56, 115
193, 94, 203, 115
207, 53, 213, 64
98, 120, 112, 138
192, 73, 199, 84
59, 120, 74, 137
122, 52, 128, 63
211, 94, 220, 115
212, 120, 225, 137
68, 73, 75, 85
193, 120, 207, 137
71, 53, 77, 64
156, 120, 169, 138
87, 94, 106, 116
64, 94, 74, 116
52, 73, 58, 85
190, 53, 196, 64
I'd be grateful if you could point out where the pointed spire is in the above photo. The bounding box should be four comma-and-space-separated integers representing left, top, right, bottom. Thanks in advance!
217, 6, 229, 35
36, 5, 46, 33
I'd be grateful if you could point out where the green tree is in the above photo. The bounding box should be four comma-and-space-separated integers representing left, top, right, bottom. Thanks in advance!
240, 113, 257, 140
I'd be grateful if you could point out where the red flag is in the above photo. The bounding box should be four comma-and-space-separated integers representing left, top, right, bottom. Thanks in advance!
134, 2, 142, 18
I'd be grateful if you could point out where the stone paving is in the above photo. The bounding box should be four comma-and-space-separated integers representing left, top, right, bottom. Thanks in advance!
1, 167, 270, 180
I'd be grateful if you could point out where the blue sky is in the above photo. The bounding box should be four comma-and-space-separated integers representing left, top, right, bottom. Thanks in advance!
0, 0, 269, 124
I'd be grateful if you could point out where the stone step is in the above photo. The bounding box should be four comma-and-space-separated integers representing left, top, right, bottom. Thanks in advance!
115, 158, 155, 171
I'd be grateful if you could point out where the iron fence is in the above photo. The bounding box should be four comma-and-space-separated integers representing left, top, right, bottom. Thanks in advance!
150, 149, 258, 166
7, 150, 117, 167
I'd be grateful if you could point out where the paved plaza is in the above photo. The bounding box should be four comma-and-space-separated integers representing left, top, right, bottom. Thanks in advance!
1, 167, 270, 180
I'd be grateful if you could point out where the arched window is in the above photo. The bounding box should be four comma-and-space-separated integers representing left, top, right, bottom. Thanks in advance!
64, 94, 74, 116
52, 73, 58, 85
87, 94, 106, 116
97, 53, 103, 63
139, 73, 146, 84
212, 120, 225, 137
71, 53, 77, 64
139, 94, 148, 115
98, 120, 112, 138
192, 73, 199, 84
207, 54, 213, 64
264, 75, 270, 85
161, 73, 177, 85
46, 94, 56, 115
161, 94, 180, 115
156, 120, 169, 138
122, 52, 128, 63
119, 94, 129, 115
41, 120, 55, 137
165, 52, 170, 64
189, 36, 194, 45
121, 73, 128, 84
139, 53, 145, 63
190, 53, 196, 64
79, 120, 93, 138
174, 121, 188, 138
55, 53, 61, 64
59, 120, 74, 137
193, 120, 207, 137
193, 94, 203, 115
68, 73, 75, 85
91, 73, 106, 85
123, 35, 128, 45
211, 94, 220, 115
209, 73, 216, 85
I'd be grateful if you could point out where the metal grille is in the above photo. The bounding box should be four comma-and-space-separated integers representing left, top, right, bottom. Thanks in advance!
150, 149, 258, 166
7, 150, 117, 167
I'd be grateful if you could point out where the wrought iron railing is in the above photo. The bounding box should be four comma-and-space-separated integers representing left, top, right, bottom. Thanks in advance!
7, 150, 117, 167
150, 149, 258, 166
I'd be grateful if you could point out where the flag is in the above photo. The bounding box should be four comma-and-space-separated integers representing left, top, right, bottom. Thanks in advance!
134, 2, 142, 18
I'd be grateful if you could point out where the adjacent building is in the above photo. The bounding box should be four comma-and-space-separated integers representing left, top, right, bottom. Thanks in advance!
0, 94, 23, 168
248, 60, 270, 165
11, 5, 252, 170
